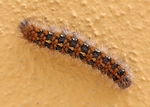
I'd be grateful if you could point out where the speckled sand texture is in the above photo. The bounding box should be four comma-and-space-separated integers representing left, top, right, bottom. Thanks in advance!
0, 0, 150, 107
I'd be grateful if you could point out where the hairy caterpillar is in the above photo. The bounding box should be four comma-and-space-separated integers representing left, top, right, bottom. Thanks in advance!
19, 18, 132, 89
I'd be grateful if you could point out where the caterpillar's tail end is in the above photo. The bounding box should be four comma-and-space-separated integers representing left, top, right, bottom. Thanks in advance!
19, 19, 31, 39
19, 20, 29, 31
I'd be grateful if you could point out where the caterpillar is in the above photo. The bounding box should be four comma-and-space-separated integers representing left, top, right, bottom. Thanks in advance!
19, 18, 132, 89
